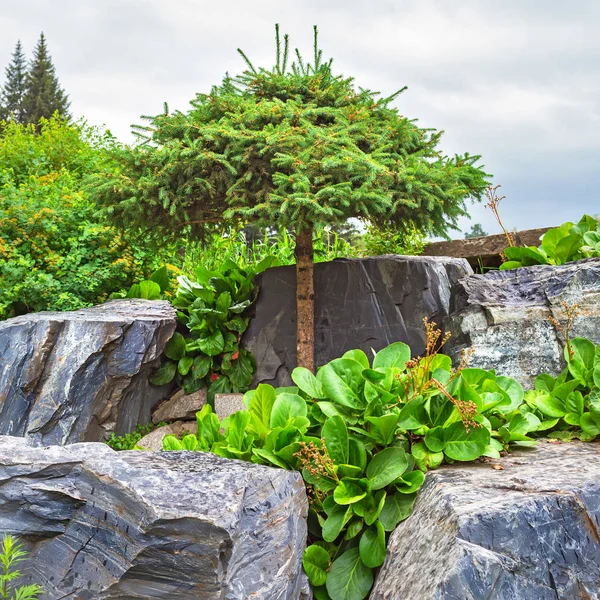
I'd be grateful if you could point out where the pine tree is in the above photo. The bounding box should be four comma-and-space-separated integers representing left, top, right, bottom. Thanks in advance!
22, 33, 69, 125
0, 41, 28, 124
90, 26, 490, 372
464, 223, 488, 238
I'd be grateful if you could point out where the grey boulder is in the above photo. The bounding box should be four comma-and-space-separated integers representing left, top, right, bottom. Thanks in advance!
244, 256, 472, 386
446, 258, 600, 388
0, 300, 176, 445
371, 441, 600, 599
0, 436, 308, 599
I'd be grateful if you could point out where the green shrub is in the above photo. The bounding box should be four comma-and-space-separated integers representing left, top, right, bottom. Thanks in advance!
0, 117, 160, 320
362, 222, 426, 257
0, 535, 42, 600
150, 258, 275, 402
501, 214, 600, 270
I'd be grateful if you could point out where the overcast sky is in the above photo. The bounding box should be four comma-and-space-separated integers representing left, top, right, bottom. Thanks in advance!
2, 0, 599, 237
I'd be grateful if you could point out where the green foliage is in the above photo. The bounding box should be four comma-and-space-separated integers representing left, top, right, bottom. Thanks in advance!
0, 535, 42, 600
0, 41, 27, 124
150, 259, 274, 401
89, 26, 489, 246
522, 337, 600, 442
501, 215, 600, 270
362, 223, 426, 257
0, 117, 159, 319
105, 422, 167, 451
162, 333, 533, 599
22, 33, 69, 125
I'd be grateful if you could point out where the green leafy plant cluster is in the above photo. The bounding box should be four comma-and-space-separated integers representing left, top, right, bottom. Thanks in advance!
523, 336, 600, 442
0, 535, 42, 600
361, 222, 426, 257
161, 324, 535, 600
150, 258, 275, 402
0, 116, 161, 320
105, 422, 167, 451
501, 214, 600, 270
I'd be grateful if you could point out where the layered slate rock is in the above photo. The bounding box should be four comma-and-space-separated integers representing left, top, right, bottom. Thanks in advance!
446, 258, 600, 388
371, 441, 600, 599
244, 256, 472, 386
0, 436, 308, 599
0, 300, 176, 445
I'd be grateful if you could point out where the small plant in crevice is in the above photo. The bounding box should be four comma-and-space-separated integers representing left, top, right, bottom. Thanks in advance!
0, 535, 42, 600
150, 258, 275, 403
485, 184, 515, 248
105, 422, 167, 451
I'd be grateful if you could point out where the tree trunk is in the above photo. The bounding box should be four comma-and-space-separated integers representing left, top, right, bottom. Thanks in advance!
295, 225, 315, 372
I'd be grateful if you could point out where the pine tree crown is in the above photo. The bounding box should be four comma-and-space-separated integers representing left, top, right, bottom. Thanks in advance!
90, 26, 490, 243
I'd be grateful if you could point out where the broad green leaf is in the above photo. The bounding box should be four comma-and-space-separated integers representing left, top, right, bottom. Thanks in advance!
303, 545, 330, 587
270, 393, 308, 429
565, 391, 585, 415
164, 332, 186, 360
361, 489, 386, 526
366, 447, 408, 490
322, 504, 353, 542
442, 422, 490, 461
192, 355, 211, 380
359, 521, 386, 568
365, 413, 399, 445
424, 426, 445, 452
536, 394, 566, 418
348, 437, 367, 471
334, 479, 367, 505
345, 519, 365, 540
397, 396, 429, 430
495, 376, 524, 412
373, 342, 410, 370
228, 349, 255, 388
162, 435, 184, 451
225, 315, 248, 333
150, 360, 177, 385
580, 413, 600, 437
139, 280, 162, 300
215, 291, 231, 314
395, 469, 425, 493
342, 349, 370, 369
175, 356, 192, 377
322, 416, 349, 464
181, 434, 198, 450
198, 331, 225, 356
379, 492, 417, 531
411, 442, 444, 471
248, 383, 277, 437
567, 337, 596, 386
326, 547, 373, 600
149, 265, 170, 292
292, 367, 327, 399
321, 359, 366, 409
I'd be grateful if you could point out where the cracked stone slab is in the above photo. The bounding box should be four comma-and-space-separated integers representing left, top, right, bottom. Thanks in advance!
243, 256, 472, 387
0, 436, 309, 599
0, 300, 177, 445
371, 441, 600, 600
445, 258, 600, 388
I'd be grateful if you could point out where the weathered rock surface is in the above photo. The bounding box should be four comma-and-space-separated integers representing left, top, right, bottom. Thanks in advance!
0, 300, 176, 445
152, 388, 206, 424
0, 436, 308, 599
244, 256, 472, 386
446, 259, 600, 388
372, 441, 600, 599
214, 393, 246, 420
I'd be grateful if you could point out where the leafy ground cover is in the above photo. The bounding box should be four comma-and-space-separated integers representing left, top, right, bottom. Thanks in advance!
159, 319, 600, 600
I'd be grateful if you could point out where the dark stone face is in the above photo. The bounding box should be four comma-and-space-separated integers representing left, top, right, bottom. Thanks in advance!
0, 300, 177, 445
0, 437, 308, 599
243, 256, 472, 386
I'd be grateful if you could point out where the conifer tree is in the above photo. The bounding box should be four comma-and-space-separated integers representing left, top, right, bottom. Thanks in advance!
0, 40, 28, 124
90, 26, 490, 372
22, 33, 69, 125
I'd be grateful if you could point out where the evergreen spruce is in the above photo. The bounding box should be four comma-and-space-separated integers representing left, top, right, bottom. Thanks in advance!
0, 41, 28, 124
90, 26, 490, 371
22, 33, 69, 125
